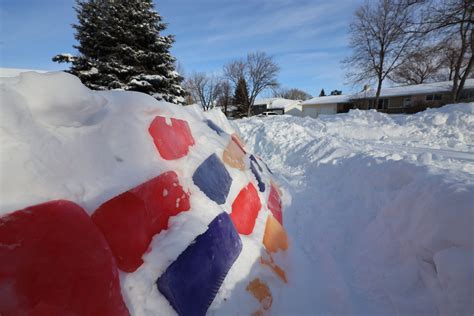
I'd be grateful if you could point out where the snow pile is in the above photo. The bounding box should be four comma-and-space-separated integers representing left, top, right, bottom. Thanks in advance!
0, 72, 288, 315
235, 106, 474, 315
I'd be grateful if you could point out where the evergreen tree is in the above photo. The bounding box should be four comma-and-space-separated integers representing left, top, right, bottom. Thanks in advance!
319, 89, 326, 97
330, 90, 342, 95
233, 77, 250, 117
53, 0, 185, 104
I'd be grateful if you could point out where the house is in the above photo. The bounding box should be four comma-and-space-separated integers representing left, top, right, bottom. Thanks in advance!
302, 94, 352, 117
252, 98, 303, 116
302, 79, 474, 117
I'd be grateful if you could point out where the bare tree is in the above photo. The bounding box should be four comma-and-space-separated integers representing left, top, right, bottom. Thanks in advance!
417, 0, 473, 101
389, 45, 444, 84
343, 0, 419, 109
273, 87, 312, 100
217, 80, 232, 116
184, 73, 222, 111
224, 51, 280, 117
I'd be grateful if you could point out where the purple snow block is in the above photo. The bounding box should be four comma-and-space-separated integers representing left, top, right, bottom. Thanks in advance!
250, 155, 262, 172
193, 154, 232, 205
157, 212, 242, 316
250, 156, 265, 192
206, 119, 226, 136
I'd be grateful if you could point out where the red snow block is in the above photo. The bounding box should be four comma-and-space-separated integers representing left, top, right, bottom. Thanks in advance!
149, 116, 195, 160
92, 171, 190, 272
132, 171, 191, 233
0, 200, 129, 316
230, 183, 262, 235
231, 133, 246, 154
268, 184, 283, 225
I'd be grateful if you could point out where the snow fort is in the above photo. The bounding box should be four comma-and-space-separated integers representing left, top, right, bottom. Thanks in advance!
0, 72, 289, 316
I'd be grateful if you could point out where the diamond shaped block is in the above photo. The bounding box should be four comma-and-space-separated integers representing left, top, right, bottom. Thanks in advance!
157, 212, 242, 316
0, 200, 129, 316
149, 116, 195, 160
250, 155, 265, 192
193, 154, 232, 205
92, 171, 190, 272
223, 138, 246, 171
263, 215, 289, 253
230, 182, 262, 235
206, 119, 226, 136
268, 184, 283, 224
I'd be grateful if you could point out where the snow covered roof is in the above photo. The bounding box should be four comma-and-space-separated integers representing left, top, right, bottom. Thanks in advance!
303, 79, 474, 106
303, 94, 351, 106
253, 98, 301, 110
364, 79, 474, 98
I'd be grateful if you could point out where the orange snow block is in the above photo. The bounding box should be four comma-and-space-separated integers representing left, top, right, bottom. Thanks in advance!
223, 138, 246, 170
148, 116, 195, 160
246, 278, 273, 310
260, 251, 287, 283
230, 182, 262, 235
268, 184, 283, 225
263, 215, 289, 253
231, 133, 246, 153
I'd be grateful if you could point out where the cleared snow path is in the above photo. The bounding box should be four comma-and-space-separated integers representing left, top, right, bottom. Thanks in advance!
234, 104, 474, 315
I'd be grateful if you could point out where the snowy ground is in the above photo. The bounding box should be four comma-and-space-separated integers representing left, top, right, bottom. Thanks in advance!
234, 105, 474, 315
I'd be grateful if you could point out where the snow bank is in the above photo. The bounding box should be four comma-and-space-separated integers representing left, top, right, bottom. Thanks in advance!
0, 72, 289, 315
235, 105, 474, 315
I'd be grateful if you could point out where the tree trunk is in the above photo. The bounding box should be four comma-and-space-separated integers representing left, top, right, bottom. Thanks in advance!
374, 78, 383, 111
454, 30, 473, 102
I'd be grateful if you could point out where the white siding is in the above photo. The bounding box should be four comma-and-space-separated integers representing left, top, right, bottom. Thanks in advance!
303, 104, 337, 117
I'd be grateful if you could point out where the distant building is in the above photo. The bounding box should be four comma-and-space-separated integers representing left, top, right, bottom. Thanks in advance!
252, 98, 303, 116
302, 79, 474, 117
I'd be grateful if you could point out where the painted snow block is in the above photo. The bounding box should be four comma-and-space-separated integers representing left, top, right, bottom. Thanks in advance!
260, 251, 288, 283
193, 154, 232, 205
231, 133, 246, 153
263, 215, 289, 253
230, 182, 262, 235
206, 119, 226, 136
92, 171, 190, 272
268, 184, 283, 224
246, 278, 273, 311
0, 200, 129, 316
149, 116, 195, 160
250, 156, 265, 192
223, 137, 246, 170
250, 154, 263, 172
157, 212, 242, 316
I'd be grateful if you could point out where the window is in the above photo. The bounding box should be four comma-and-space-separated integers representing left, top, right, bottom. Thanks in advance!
403, 97, 412, 107
378, 98, 389, 109
460, 89, 474, 100
426, 94, 442, 101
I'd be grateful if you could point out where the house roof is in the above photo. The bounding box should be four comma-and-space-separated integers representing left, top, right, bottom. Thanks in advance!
360, 79, 474, 99
303, 94, 350, 106
253, 98, 302, 110
303, 79, 474, 106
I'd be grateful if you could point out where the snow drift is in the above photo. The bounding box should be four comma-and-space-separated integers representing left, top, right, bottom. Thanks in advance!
235, 106, 474, 315
0, 72, 289, 316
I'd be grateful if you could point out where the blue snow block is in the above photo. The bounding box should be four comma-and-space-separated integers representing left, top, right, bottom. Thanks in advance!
250, 157, 265, 192
193, 154, 232, 205
157, 212, 242, 316
250, 155, 262, 172
206, 119, 226, 136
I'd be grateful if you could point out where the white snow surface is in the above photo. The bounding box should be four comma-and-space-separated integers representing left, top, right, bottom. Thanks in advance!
234, 107, 474, 315
1, 71, 473, 315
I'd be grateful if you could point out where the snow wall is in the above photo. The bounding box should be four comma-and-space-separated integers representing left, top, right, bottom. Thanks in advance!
0, 72, 289, 315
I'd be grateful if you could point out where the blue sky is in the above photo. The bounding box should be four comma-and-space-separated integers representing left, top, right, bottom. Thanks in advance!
0, 0, 364, 96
